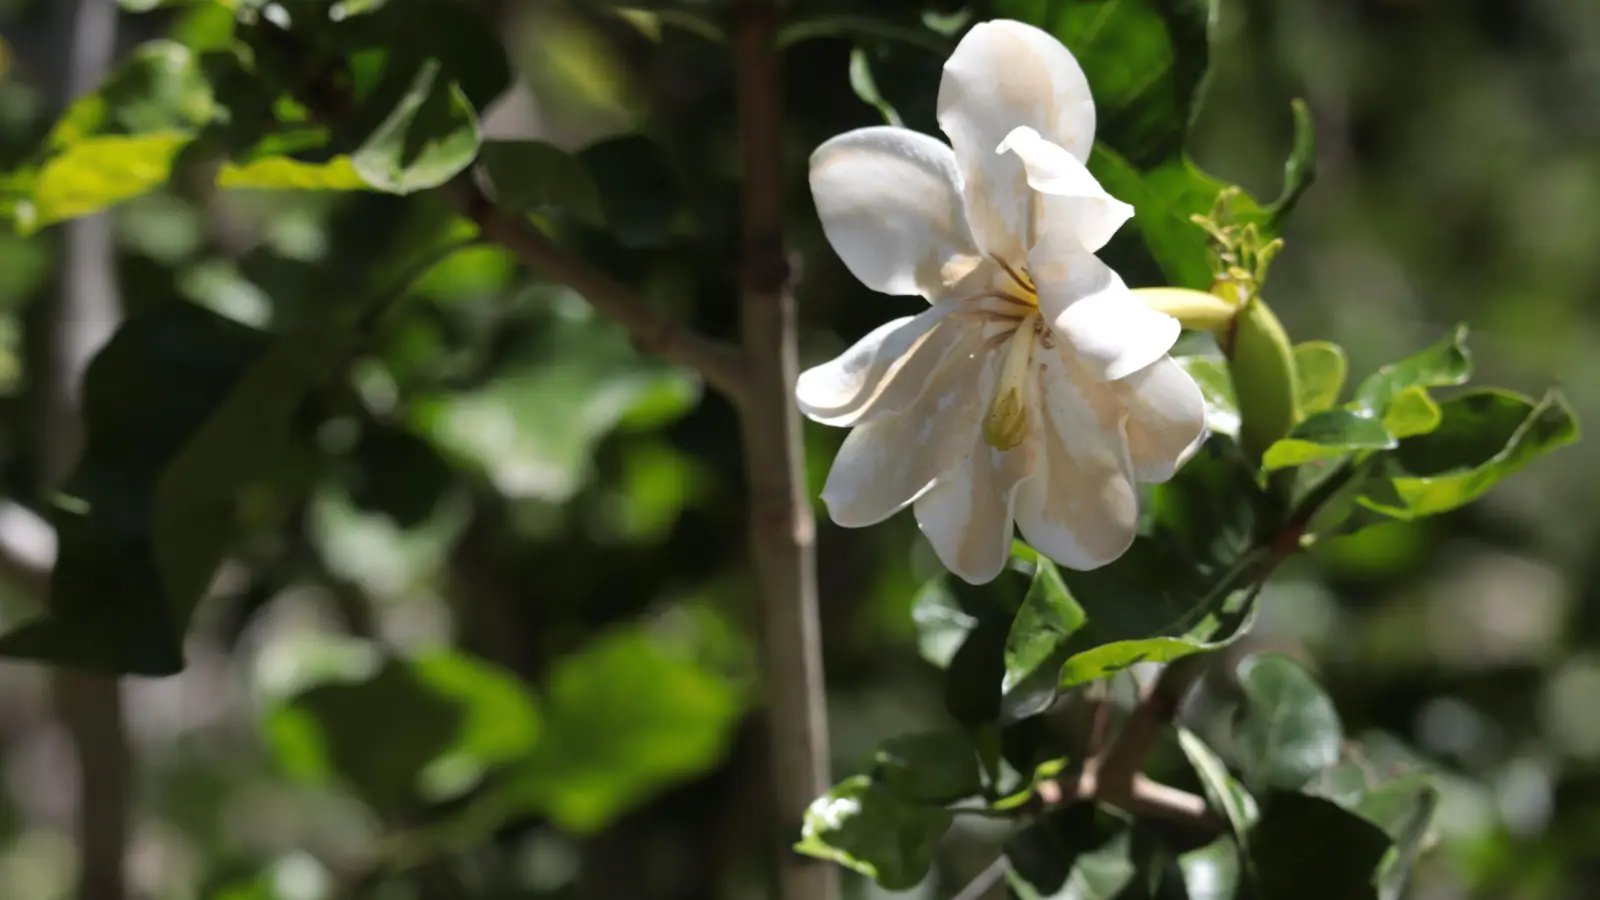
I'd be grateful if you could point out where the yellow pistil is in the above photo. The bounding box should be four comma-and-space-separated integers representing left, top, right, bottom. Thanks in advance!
982, 313, 1039, 451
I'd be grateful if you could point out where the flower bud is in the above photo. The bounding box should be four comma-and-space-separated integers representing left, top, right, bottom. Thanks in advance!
1228, 296, 1299, 464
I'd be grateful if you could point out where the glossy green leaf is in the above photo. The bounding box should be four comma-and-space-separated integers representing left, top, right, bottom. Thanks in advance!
1294, 341, 1347, 415
1233, 653, 1342, 792
479, 140, 604, 224
1004, 558, 1084, 692
1177, 728, 1259, 846
510, 628, 743, 834
264, 648, 539, 816
1351, 325, 1472, 413
1380, 385, 1442, 439
873, 730, 983, 805
795, 775, 952, 891
1248, 792, 1392, 900
1262, 408, 1396, 471
1360, 389, 1579, 519
352, 61, 480, 194
1176, 355, 1240, 438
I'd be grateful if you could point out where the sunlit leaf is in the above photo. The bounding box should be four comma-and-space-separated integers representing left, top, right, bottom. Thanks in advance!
352, 61, 481, 194
795, 776, 952, 890
1233, 653, 1343, 792
1177, 728, 1259, 846
1176, 355, 1239, 438
20, 133, 190, 232
1360, 388, 1578, 519
1262, 408, 1396, 471
1351, 325, 1471, 413
1003, 558, 1083, 692
217, 154, 371, 190
1294, 341, 1347, 415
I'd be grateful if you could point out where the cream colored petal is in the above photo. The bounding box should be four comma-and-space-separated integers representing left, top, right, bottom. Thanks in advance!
914, 437, 1037, 585
997, 125, 1133, 254
1013, 343, 1139, 571
796, 302, 967, 427
937, 20, 1096, 262
1033, 245, 1179, 382
1116, 356, 1208, 484
810, 126, 979, 299
819, 331, 988, 527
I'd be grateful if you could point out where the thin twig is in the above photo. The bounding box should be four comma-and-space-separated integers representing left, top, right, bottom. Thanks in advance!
731, 3, 835, 899
444, 178, 750, 405
950, 855, 1010, 900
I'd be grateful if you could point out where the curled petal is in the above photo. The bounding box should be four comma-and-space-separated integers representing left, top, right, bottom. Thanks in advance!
1116, 357, 1208, 483
797, 303, 966, 427
937, 19, 1096, 261
820, 331, 988, 527
996, 125, 1132, 254
1013, 345, 1139, 571
810, 126, 979, 299
1034, 247, 1179, 382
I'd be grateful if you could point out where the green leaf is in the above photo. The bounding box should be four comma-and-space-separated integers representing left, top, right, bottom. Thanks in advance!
352, 60, 481, 194
1293, 342, 1347, 415
795, 775, 952, 891
1261, 408, 1396, 471
848, 46, 902, 127
944, 616, 1009, 727
1178, 836, 1243, 900
329, 0, 512, 112
264, 648, 540, 816
910, 576, 979, 669
1004, 558, 1084, 692
1248, 792, 1392, 900
1357, 776, 1438, 900
48, 40, 215, 147
1005, 801, 1118, 898
509, 628, 743, 834
19, 133, 190, 232
414, 300, 700, 503
1360, 388, 1579, 519
216, 154, 371, 190
1176, 355, 1239, 438
1177, 728, 1259, 846
1380, 386, 1442, 439
1009, 828, 1138, 900
579, 134, 688, 247
1351, 325, 1472, 413
0, 303, 266, 674
1233, 653, 1342, 792
873, 730, 983, 805
479, 140, 604, 224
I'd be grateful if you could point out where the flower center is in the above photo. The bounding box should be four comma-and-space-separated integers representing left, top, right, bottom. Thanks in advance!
993, 254, 1038, 308
982, 312, 1040, 451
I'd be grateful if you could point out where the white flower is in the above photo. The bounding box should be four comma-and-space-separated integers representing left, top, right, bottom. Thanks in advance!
797, 19, 1208, 584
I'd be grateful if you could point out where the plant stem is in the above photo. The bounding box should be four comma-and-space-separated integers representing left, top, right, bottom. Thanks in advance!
731, 4, 836, 900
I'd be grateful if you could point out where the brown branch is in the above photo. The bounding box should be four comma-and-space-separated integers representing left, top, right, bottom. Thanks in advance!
730, 3, 835, 900
445, 179, 750, 405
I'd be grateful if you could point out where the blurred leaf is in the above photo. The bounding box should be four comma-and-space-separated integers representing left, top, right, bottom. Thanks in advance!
331, 0, 512, 111
416, 304, 700, 503
1005, 802, 1117, 898
1176, 355, 1239, 438
345, 426, 452, 528
579, 134, 687, 247
19, 133, 190, 232
1233, 653, 1342, 792
1248, 792, 1391, 900
1351, 325, 1471, 413
217, 154, 371, 190
1293, 342, 1347, 415
1004, 558, 1084, 692
1178, 836, 1243, 900
795, 775, 952, 891
479, 140, 603, 224
873, 730, 983, 805
1009, 828, 1137, 900
352, 61, 480, 194
266, 649, 539, 816
848, 46, 902, 127
0, 303, 265, 674
49, 40, 214, 146
1359, 389, 1579, 519
510, 628, 743, 834
1261, 409, 1396, 471
911, 576, 979, 668
1356, 776, 1438, 900
992, 756, 1068, 811
1177, 728, 1258, 846
945, 616, 1009, 727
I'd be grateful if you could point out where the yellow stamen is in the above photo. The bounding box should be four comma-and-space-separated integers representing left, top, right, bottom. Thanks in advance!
982, 315, 1038, 451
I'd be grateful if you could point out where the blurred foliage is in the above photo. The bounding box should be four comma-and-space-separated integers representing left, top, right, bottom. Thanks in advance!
0, 0, 1586, 898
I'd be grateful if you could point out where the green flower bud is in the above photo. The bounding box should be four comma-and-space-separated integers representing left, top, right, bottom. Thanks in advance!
1227, 296, 1299, 465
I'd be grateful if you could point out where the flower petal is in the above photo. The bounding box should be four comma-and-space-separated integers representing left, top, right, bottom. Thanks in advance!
1033, 247, 1180, 382
797, 302, 968, 427
937, 20, 1096, 261
914, 438, 1037, 585
996, 125, 1133, 254
819, 331, 988, 527
810, 126, 980, 299
1116, 356, 1208, 483
1013, 344, 1139, 571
